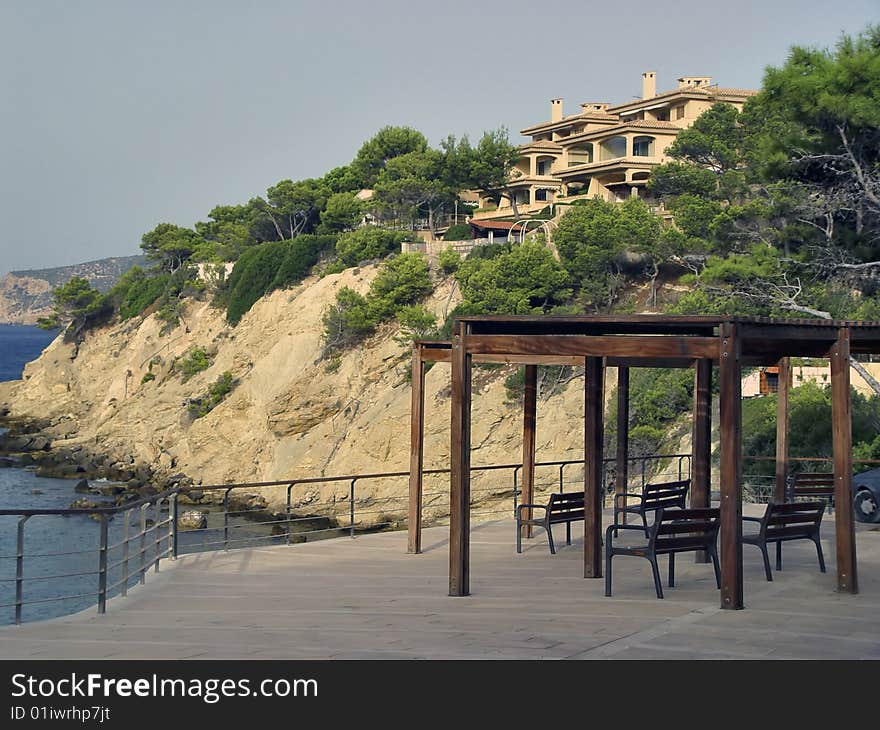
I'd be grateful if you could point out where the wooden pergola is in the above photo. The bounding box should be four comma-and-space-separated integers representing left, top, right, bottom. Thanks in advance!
408, 315, 880, 609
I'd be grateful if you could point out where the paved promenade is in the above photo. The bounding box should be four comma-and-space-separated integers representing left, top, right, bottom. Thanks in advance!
1, 506, 879, 659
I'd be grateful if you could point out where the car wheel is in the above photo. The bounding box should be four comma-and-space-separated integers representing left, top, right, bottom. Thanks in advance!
853, 489, 880, 524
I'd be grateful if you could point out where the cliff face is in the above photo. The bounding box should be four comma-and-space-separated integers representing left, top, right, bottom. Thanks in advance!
0, 255, 146, 324
0, 267, 600, 521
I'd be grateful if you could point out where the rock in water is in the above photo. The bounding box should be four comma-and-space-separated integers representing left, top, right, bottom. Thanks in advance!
74, 478, 91, 493
178, 510, 208, 530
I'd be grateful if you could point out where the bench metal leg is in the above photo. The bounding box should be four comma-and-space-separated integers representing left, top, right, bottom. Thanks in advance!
710, 547, 721, 589
776, 542, 782, 571
814, 536, 826, 573
760, 544, 773, 582
668, 553, 675, 587
516, 518, 522, 554
605, 553, 613, 596
546, 521, 556, 555
650, 556, 664, 599
566, 521, 571, 546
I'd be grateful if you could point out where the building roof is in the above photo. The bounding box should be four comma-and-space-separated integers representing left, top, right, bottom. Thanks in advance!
608, 86, 757, 113
469, 220, 517, 231
518, 140, 562, 151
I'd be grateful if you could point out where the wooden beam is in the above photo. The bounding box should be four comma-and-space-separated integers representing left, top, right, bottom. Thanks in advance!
692, 359, 712, 563
616, 367, 630, 527
521, 365, 537, 539
584, 356, 604, 579
465, 334, 718, 361
719, 322, 744, 609
830, 328, 858, 594
775, 357, 791, 504
475, 354, 582, 366
449, 322, 472, 596
422, 349, 451, 364
407, 347, 425, 554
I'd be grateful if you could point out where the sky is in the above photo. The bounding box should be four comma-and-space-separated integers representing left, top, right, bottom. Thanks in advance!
0, 0, 877, 273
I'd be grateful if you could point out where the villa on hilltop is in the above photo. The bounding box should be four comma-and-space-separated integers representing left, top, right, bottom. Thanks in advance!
472, 72, 757, 222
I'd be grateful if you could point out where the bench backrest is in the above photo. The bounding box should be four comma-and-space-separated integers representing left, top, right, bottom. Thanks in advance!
547, 492, 585, 519
763, 500, 825, 539
641, 479, 690, 512
787, 472, 834, 500
651, 507, 720, 554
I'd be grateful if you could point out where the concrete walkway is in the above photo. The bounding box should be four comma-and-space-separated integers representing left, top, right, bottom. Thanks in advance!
1, 506, 879, 659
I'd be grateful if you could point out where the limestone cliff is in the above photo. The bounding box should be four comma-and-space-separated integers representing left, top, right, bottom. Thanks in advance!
0, 255, 146, 325
0, 266, 600, 523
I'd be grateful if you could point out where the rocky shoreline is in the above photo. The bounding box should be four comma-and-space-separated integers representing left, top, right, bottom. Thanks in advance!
0, 409, 273, 516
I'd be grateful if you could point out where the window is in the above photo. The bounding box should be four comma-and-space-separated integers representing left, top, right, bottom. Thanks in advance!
673, 105, 685, 120
633, 136, 654, 157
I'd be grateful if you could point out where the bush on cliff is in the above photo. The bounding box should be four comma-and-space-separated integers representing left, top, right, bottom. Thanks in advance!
223, 235, 336, 324
335, 228, 405, 267
321, 253, 433, 353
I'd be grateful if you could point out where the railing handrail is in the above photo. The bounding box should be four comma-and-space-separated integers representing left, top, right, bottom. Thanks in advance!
1, 452, 692, 624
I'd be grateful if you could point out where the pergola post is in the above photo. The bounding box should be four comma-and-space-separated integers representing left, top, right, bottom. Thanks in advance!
521, 365, 538, 539
449, 321, 471, 597
584, 356, 604, 578
692, 358, 712, 563
616, 366, 630, 525
408, 345, 425, 554
830, 328, 858, 594
775, 357, 791, 504
719, 322, 744, 609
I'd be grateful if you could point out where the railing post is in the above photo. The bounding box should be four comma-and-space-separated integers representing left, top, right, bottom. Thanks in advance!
641, 458, 647, 490
139, 504, 148, 585
512, 466, 520, 516
349, 479, 356, 538
121, 509, 131, 597
97, 515, 109, 615
286, 483, 294, 546
153, 500, 162, 573
559, 463, 565, 494
14, 515, 30, 625
170, 495, 179, 560
223, 488, 232, 551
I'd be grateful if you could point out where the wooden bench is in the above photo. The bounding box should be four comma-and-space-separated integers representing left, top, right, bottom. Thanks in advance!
516, 492, 584, 555
742, 501, 826, 581
786, 472, 835, 511
604, 507, 721, 599
613, 479, 690, 536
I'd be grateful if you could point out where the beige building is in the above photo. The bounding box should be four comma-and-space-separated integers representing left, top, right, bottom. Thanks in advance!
474, 72, 756, 220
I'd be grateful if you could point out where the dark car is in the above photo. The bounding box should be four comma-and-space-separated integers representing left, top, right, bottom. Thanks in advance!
852, 468, 880, 523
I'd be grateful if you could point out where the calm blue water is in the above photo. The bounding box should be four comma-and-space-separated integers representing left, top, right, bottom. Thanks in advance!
0, 324, 58, 382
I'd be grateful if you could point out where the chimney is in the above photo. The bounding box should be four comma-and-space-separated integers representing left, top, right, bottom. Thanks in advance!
551, 98, 563, 122
642, 71, 656, 99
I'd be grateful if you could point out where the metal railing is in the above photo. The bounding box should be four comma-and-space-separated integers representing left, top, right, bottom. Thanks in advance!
0, 453, 689, 624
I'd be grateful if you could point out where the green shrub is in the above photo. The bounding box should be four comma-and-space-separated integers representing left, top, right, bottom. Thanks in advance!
393, 305, 438, 345
176, 347, 211, 382
188, 371, 235, 418
223, 236, 335, 324
438, 247, 461, 274
140, 371, 156, 384
110, 267, 170, 320
442, 223, 471, 241
322, 287, 376, 351
368, 254, 433, 319
335, 227, 405, 267
322, 254, 434, 354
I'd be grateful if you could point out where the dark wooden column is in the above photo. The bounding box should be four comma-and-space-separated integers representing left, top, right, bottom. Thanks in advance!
449, 321, 472, 596
584, 356, 605, 578
718, 322, 744, 609
691, 358, 712, 563
407, 346, 425, 554
775, 357, 791, 504
521, 365, 538, 539
616, 366, 630, 525
830, 328, 858, 594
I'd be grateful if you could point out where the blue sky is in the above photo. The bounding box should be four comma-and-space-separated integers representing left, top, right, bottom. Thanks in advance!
0, 0, 877, 272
